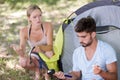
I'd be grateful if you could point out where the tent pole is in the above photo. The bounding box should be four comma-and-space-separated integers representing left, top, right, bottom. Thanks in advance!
112, 0, 118, 2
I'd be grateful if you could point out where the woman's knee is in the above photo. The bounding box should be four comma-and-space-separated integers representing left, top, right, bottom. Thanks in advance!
31, 56, 39, 66
19, 58, 27, 68
19, 56, 39, 69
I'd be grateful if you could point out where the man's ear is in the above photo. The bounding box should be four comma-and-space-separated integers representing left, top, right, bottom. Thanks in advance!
91, 32, 96, 38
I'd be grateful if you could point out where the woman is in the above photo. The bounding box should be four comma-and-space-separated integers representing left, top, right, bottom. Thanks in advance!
11, 4, 54, 80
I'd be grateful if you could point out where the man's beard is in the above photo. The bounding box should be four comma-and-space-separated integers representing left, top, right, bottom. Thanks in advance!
80, 39, 93, 47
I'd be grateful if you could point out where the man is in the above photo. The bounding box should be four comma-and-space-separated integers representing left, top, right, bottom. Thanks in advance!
54, 16, 118, 80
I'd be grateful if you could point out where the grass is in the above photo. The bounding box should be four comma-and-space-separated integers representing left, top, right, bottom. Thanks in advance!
0, 0, 92, 79
0, 58, 32, 80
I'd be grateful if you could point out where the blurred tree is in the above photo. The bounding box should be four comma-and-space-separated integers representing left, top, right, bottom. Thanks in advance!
0, 0, 5, 4
86, 0, 95, 2
78, 0, 95, 6
4, 0, 60, 9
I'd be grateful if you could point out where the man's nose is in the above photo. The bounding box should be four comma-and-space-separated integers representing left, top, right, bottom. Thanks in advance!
79, 38, 83, 43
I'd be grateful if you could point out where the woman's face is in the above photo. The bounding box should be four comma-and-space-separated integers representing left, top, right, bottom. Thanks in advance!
28, 9, 42, 26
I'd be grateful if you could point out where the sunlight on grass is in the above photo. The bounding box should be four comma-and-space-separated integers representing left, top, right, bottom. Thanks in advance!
6, 59, 18, 69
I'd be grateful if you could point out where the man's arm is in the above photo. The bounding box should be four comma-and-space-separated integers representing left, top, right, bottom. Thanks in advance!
54, 71, 81, 80
68, 71, 81, 80
94, 62, 118, 80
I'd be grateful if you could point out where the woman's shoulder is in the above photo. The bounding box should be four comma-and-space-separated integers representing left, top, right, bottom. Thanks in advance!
42, 22, 53, 33
20, 26, 29, 33
43, 21, 52, 24
43, 22, 52, 28
20, 26, 29, 38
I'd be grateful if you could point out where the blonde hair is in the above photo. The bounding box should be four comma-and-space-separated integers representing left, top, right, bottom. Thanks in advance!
27, 4, 42, 17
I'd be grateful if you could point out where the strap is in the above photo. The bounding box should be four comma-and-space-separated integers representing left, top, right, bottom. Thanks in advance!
28, 24, 44, 39
41, 24, 44, 32
30, 52, 48, 70
29, 26, 31, 39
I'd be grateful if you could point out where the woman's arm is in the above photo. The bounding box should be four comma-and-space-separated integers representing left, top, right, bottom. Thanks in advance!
11, 27, 27, 57
19, 28, 27, 54
38, 45, 53, 51
37, 22, 53, 52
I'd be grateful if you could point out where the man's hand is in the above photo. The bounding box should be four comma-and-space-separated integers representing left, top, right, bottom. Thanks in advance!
93, 65, 102, 74
54, 71, 66, 80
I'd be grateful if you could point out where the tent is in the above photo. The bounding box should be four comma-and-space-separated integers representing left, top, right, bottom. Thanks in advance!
61, 0, 120, 79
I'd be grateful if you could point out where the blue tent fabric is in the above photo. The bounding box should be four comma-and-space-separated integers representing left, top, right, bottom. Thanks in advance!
61, 0, 120, 79
74, 5, 120, 28
75, 1, 113, 15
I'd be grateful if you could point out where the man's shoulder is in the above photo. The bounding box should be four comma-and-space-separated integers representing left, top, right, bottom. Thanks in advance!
98, 40, 112, 48
98, 40, 115, 52
75, 46, 82, 50
74, 46, 83, 53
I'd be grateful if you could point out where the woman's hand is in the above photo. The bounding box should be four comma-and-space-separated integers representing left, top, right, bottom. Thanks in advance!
34, 45, 54, 58
10, 44, 24, 57
32, 46, 41, 52
45, 51, 54, 58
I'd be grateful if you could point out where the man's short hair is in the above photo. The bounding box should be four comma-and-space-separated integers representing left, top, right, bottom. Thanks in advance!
75, 16, 96, 33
